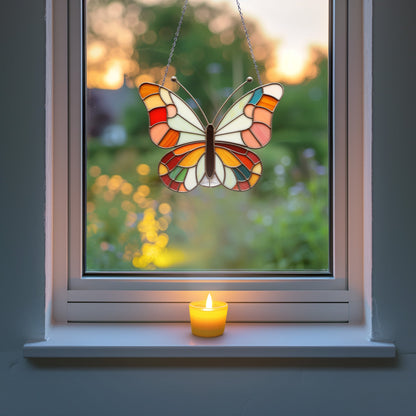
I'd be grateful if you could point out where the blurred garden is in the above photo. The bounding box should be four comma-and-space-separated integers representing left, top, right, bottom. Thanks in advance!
85, 0, 330, 272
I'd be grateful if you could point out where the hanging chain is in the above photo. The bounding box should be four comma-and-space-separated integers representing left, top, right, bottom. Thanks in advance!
161, 0, 262, 85
235, 0, 262, 84
161, 0, 189, 86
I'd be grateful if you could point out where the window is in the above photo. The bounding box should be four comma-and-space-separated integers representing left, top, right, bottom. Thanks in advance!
85, 0, 330, 274
49, 0, 368, 324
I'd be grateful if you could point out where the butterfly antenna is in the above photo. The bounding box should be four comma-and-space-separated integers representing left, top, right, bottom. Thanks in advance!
212, 76, 253, 126
171, 76, 209, 125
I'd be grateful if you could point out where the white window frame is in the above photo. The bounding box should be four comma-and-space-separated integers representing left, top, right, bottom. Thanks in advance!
48, 0, 368, 325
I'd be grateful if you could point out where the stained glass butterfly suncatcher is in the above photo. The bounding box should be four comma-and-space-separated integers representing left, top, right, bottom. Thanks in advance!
139, 76, 284, 192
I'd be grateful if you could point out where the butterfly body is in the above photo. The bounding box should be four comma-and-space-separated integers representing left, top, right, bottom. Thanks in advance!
139, 80, 284, 192
205, 124, 215, 178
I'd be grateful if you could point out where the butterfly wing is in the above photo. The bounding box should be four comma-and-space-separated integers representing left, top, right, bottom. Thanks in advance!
215, 83, 284, 148
158, 142, 207, 192
139, 83, 206, 148
210, 143, 263, 191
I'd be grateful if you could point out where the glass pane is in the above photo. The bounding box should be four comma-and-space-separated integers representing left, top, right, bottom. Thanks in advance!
85, 0, 330, 273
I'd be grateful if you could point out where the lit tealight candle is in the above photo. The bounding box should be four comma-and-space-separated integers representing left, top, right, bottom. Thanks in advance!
189, 293, 228, 338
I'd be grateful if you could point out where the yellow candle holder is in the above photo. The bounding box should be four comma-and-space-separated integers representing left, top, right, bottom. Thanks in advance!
189, 294, 228, 338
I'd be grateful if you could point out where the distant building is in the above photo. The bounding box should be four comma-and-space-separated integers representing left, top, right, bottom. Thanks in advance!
87, 78, 137, 145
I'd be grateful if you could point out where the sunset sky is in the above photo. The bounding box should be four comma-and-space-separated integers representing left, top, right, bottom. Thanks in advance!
228, 0, 328, 82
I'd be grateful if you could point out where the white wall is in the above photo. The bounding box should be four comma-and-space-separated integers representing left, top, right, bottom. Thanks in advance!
1, 1, 415, 415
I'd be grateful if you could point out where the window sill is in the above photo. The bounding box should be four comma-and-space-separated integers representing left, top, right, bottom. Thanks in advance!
23, 323, 395, 358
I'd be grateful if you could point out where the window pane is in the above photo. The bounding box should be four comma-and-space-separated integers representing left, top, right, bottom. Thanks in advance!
85, 0, 330, 273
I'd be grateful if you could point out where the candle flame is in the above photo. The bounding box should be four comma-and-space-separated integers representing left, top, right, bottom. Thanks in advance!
206, 293, 212, 309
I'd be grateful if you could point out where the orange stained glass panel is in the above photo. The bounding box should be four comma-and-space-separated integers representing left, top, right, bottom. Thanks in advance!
249, 173, 260, 186
236, 154, 254, 169
150, 123, 169, 144
179, 148, 205, 167
139, 83, 159, 99
159, 164, 169, 175
215, 148, 241, 167
173, 142, 205, 155
253, 107, 273, 126
159, 129, 180, 147
257, 95, 278, 111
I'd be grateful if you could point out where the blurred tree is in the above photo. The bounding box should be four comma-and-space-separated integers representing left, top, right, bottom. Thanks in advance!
134, 1, 274, 117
